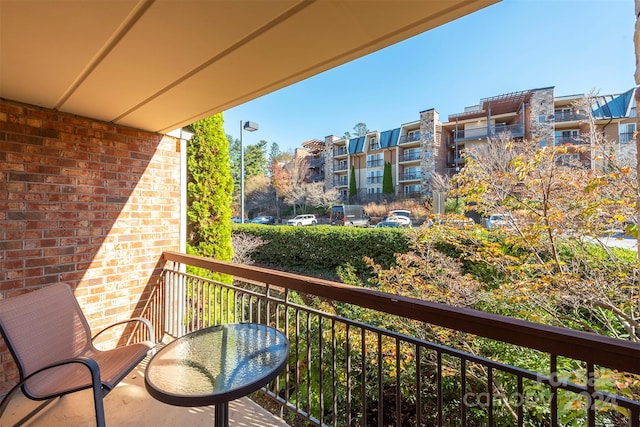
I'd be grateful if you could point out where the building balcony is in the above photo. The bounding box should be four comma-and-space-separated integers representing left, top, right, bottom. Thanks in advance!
333, 147, 348, 157
333, 179, 348, 187
555, 136, 582, 146
366, 176, 383, 184
399, 152, 421, 162
334, 163, 348, 172
154, 252, 638, 426
452, 123, 524, 143
555, 111, 589, 122
399, 173, 421, 181
399, 133, 421, 144
366, 159, 384, 168
5, 252, 639, 426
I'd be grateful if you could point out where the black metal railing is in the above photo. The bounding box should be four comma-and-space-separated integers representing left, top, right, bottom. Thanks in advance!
554, 136, 581, 146
555, 111, 588, 122
333, 179, 348, 187
366, 176, 383, 184
399, 152, 421, 162
453, 124, 524, 142
160, 252, 640, 427
399, 133, 421, 144
334, 163, 348, 171
334, 147, 348, 156
366, 159, 384, 168
399, 173, 421, 181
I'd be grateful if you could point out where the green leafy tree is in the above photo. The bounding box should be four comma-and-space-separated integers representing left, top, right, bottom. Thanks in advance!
349, 166, 357, 198
187, 114, 233, 263
382, 161, 394, 194
343, 122, 369, 140
244, 140, 268, 178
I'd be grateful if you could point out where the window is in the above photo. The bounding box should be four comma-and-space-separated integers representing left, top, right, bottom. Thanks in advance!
402, 167, 420, 180
402, 148, 420, 162
366, 154, 383, 168
620, 123, 636, 144
367, 187, 382, 194
407, 130, 421, 142
404, 185, 421, 196
367, 171, 383, 184
369, 137, 380, 151
555, 130, 580, 145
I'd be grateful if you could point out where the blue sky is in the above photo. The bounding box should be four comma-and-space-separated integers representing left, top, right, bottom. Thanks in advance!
223, 0, 636, 153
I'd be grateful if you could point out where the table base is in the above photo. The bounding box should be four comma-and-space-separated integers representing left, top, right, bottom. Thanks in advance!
215, 402, 228, 427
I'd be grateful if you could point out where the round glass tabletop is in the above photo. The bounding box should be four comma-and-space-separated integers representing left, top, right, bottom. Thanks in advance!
145, 323, 289, 407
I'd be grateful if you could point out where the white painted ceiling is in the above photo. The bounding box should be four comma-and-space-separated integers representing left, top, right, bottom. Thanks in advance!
0, 0, 498, 134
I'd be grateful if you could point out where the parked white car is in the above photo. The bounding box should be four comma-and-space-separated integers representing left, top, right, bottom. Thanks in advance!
485, 213, 514, 229
287, 214, 317, 226
384, 210, 412, 226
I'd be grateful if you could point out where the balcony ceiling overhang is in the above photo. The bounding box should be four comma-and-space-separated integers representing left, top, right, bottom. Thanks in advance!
0, 0, 498, 134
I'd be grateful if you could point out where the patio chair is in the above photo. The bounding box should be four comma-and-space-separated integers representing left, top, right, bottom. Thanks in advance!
0, 283, 156, 427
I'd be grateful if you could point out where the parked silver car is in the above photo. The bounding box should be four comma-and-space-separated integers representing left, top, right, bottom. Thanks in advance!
287, 214, 317, 226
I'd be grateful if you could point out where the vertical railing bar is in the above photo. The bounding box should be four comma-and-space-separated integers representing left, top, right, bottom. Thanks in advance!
378, 333, 383, 427
631, 407, 640, 427
319, 316, 324, 426
395, 338, 401, 427
346, 324, 352, 427
284, 290, 291, 404
417, 345, 422, 426
240, 293, 245, 323
306, 312, 311, 416
587, 362, 595, 427
461, 357, 467, 427
517, 374, 523, 427
295, 308, 301, 413
208, 282, 214, 328
550, 355, 558, 427
257, 288, 262, 325
332, 319, 337, 427
227, 285, 231, 324
266, 283, 271, 326
197, 278, 201, 329
361, 328, 366, 427
488, 366, 493, 427
437, 351, 443, 427
233, 283, 238, 324
213, 282, 218, 327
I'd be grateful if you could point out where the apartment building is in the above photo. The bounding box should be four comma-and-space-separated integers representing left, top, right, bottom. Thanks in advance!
319, 86, 637, 200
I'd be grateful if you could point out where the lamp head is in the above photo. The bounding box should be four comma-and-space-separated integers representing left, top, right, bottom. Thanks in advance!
243, 121, 259, 132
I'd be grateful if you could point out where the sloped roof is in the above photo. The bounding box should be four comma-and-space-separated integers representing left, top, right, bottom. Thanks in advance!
349, 136, 366, 155
380, 128, 401, 149
591, 88, 636, 118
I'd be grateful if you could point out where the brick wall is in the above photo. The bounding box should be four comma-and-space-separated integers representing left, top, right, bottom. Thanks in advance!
0, 99, 181, 394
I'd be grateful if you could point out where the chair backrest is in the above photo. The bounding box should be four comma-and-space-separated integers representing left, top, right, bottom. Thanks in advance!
0, 284, 93, 379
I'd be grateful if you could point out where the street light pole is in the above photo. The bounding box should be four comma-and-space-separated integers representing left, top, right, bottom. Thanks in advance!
240, 120, 258, 224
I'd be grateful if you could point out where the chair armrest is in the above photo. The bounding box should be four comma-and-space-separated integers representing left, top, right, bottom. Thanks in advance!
0, 356, 105, 426
92, 317, 155, 345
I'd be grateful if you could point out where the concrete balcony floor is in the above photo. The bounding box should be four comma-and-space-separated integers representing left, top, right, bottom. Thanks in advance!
1, 357, 289, 427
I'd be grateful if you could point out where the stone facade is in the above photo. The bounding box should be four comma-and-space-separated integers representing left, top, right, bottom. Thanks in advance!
419, 109, 439, 195
528, 87, 555, 145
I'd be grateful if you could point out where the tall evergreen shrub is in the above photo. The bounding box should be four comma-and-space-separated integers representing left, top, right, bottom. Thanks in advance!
186, 113, 234, 263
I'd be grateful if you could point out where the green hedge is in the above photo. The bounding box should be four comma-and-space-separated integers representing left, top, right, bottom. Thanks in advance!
234, 224, 410, 274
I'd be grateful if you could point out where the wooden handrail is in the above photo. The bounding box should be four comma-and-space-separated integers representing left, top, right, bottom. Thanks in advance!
163, 251, 640, 375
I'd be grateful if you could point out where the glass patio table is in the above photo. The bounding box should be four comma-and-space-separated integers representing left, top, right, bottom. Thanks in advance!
144, 323, 289, 427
